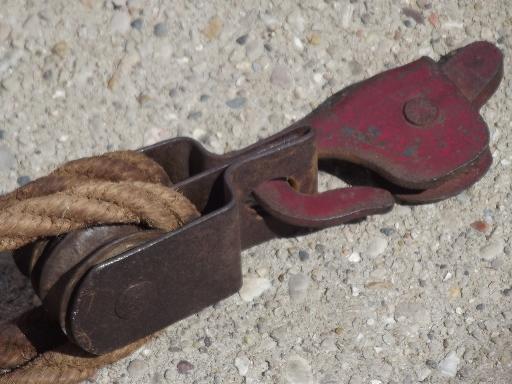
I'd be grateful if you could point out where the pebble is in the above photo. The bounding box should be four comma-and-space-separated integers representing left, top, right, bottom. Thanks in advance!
315, 243, 326, 254
239, 276, 271, 302
428, 12, 439, 28
416, 0, 432, 9
127, 359, 148, 378
143, 127, 167, 145
348, 60, 363, 76
245, 39, 263, 61
403, 19, 413, 28
416, 366, 432, 381
236, 34, 248, 45
394, 302, 431, 325
187, 111, 202, 120
360, 13, 371, 25
107, 51, 140, 90
298, 250, 309, 262
234, 355, 250, 376
286, 11, 305, 33
0, 49, 23, 78
0, 145, 15, 171
154, 22, 168, 37
483, 208, 494, 223
479, 239, 504, 260
163, 368, 173, 380
438, 351, 460, 377
341, 4, 354, 28
2, 76, 19, 92
127, 0, 143, 11
131, 18, 143, 30
261, 13, 280, 31
294, 86, 306, 99
313, 73, 324, 85
202, 16, 223, 40
192, 128, 208, 141
51, 41, 69, 59
177, 360, 194, 374
52, 89, 66, 99
284, 356, 314, 384
42, 69, 52, 80
270, 65, 292, 88
448, 286, 461, 299
0, 22, 11, 41
111, 11, 131, 34
288, 273, 309, 302
402, 7, 425, 24
470, 220, 489, 232
347, 251, 361, 263
307, 33, 321, 45
380, 227, 395, 236
23, 14, 40, 37
17, 175, 31, 186
293, 36, 304, 51
363, 236, 388, 257
226, 96, 247, 109
270, 325, 288, 344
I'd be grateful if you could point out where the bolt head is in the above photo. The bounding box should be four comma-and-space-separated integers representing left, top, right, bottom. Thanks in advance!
403, 97, 439, 126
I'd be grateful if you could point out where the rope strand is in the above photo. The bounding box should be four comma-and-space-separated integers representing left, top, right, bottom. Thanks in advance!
0, 150, 200, 383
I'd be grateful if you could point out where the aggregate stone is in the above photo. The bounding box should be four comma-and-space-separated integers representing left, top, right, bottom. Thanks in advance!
239, 276, 271, 302
153, 22, 168, 37
176, 360, 194, 375
127, 359, 148, 378
111, 11, 131, 34
438, 351, 460, 377
288, 273, 309, 302
363, 236, 388, 257
270, 64, 292, 88
131, 18, 143, 30
0, 145, 15, 171
284, 356, 314, 384
225, 96, 247, 109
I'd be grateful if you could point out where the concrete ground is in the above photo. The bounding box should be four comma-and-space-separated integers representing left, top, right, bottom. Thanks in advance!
0, 0, 511, 383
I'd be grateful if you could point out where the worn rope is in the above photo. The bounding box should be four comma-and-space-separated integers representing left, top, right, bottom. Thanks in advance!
0, 150, 200, 383
0, 151, 199, 251
0, 314, 151, 384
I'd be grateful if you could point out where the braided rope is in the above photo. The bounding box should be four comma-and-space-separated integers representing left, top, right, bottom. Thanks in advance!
0, 150, 200, 383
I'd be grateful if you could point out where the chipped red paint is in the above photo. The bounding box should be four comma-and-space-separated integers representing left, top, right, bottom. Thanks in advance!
256, 41, 503, 223
299, 41, 502, 189
254, 181, 394, 228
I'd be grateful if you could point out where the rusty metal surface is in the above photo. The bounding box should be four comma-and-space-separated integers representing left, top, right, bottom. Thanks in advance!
68, 126, 319, 354
13, 41, 503, 355
395, 148, 493, 204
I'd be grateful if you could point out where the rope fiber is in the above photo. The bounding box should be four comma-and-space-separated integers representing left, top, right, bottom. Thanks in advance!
0, 150, 200, 383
